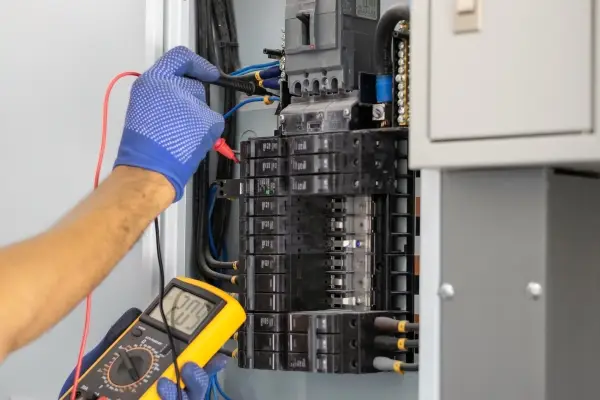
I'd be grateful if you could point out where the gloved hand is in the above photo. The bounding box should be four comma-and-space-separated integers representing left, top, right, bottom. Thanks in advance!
114, 46, 224, 202
59, 308, 142, 398
156, 355, 228, 400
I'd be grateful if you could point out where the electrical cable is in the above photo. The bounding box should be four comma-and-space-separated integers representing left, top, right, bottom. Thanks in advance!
73, 70, 184, 400
223, 96, 280, 119
207, 184, 219, 258
373, 357, 419, 374
230, 61, 279, 76
206, 185, 236, 269
255, 65, 281, 80
374, 4, 410, 75
258, 78, 280, 90
374, 336, 418, 351
214, 377, 234, 400
70, 71, 140, 400
194, 155, 237, 283
208, 0, 239, 263
374, 317, 419, 333
154, 219, 184, 400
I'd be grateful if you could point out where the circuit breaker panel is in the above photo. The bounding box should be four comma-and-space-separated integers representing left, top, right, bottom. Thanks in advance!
233, 0, 418, 374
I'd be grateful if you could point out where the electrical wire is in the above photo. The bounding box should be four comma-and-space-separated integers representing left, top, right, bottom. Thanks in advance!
373, 357, 418, 374
155, 219, 184, 400
207, 0, 239, 263
230, 61, 279, 76
70, 71, 141, 400
259, 78, 280, 90
203, 374, 234, 400
207, 184, 219, 258
206, 185, 231, 263
374, 317, 419, 333
223, 96, 280, 119
194, 158, 237, 283
374, 336, 418, 351
71, 71, 185, 400
214, 377, 234, 400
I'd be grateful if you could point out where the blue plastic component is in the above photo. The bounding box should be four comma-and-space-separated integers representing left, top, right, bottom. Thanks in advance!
376, 74, 393, 103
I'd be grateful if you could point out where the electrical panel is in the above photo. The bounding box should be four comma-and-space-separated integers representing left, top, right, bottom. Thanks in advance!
224, 1, 418, 374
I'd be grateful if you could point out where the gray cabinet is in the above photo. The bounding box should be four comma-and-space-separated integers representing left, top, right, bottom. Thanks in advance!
410, 0, 600, 169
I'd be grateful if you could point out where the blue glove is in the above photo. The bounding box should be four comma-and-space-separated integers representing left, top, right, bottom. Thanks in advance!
156, 355, 228, 400
59, 308, 142, 398
114, 46, 225, 202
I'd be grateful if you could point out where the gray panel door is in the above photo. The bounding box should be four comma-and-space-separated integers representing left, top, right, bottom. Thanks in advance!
429, 0, 593, 140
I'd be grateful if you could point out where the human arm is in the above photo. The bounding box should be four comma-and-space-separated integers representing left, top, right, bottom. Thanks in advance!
0, 167, 174, 362
0, 46, 224, 363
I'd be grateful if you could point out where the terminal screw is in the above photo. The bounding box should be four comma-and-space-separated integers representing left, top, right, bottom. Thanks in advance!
343, 108, 351, 118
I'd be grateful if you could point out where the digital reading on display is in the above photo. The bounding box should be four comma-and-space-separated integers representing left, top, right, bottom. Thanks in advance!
149, 286, 214, 335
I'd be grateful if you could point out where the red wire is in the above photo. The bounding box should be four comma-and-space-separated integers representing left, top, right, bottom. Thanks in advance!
71, 69, 237, 399
71, 71, 141, 400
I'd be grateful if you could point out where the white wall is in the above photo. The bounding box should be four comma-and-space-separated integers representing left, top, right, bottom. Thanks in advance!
0, 1, 151, 398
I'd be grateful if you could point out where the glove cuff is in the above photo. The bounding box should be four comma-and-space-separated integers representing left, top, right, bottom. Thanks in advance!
114, 130, 186, 202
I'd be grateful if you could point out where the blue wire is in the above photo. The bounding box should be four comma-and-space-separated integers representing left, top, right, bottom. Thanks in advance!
223, 96, 280, 120
211, 376, 217, 400
230, 61, 279, 76
205, 375, 216, 400
207, 185, 218, 258
214, 377, 234, 400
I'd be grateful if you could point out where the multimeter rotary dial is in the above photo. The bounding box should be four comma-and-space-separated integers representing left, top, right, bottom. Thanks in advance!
103, 345, 162, 391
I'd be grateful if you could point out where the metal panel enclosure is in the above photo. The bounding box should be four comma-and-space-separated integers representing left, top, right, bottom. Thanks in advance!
409, 0, 600, 169
439, 169, 600, 400
429, 0, 592, 141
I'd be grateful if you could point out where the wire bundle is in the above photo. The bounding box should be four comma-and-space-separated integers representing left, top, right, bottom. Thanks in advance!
205, 375, 233, 400
193, 0, 237, 286
372, 317, 419, 375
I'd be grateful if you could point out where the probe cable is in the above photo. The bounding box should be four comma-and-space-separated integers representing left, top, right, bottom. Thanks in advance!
71, 71, 184, 400
71, 71, 141, 400
154, 219, 184, 400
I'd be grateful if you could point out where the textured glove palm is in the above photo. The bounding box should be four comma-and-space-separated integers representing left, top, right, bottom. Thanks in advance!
156, 356, 227, 400
114, 46, 224, 201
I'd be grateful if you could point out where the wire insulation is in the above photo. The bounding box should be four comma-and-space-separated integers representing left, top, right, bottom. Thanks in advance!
155, 219, 184, 400
223, 96, 280, 119
230, 61, 279, 76
70, 71, 140, 400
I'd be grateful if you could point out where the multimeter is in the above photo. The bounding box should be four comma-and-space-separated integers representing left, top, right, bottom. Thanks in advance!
61, 277, 246, 400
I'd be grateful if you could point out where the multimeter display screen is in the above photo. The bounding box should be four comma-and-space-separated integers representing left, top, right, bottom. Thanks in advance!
148, 286, 214, 335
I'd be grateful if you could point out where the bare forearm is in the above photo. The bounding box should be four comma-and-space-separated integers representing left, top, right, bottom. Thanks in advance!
0, 166, 174, 361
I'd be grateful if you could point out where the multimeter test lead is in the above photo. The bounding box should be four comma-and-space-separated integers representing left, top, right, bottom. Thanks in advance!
186, 72, 278, 164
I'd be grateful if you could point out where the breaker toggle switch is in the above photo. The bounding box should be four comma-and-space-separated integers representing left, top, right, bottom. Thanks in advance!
454, 0, 481, 33
456, 0, 476, 14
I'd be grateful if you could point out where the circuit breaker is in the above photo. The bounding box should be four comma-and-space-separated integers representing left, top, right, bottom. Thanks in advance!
225, 0, 419, 374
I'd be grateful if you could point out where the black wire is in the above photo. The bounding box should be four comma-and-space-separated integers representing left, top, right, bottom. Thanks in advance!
154, 218, 183, 400
193, 0, 239, 282
210, 0, 240, 253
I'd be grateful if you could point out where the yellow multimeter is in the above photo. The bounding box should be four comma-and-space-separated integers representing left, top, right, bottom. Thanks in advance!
61, 277, 246, 400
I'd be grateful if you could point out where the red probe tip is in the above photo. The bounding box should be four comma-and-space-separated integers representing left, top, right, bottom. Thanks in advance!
213, 138, 239, 163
